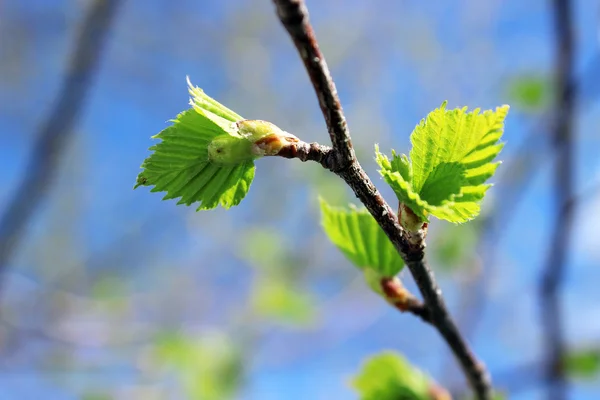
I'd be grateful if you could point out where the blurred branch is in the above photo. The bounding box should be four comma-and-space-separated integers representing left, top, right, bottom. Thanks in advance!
451, 361, 542, 398
0, 0, 121, 294
457, 53, 600, 350
455, 344, 600, 397
272, 0, 492, 398
540, 0, 576, 398
458, 23, 600, 377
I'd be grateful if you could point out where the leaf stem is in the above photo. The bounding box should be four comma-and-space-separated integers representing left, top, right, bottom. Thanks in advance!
272, 0, 492, 398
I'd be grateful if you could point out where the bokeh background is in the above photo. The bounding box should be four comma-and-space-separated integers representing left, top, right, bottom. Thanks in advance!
1, 0, 599, 399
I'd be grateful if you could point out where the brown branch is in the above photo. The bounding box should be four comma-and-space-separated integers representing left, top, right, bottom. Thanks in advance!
271, 1, 492, 398
273, 0, 354, 170
380, 277, 431, 323
540, 0, 576, 399
274, 139, 336, 166
0, 0, 121, 293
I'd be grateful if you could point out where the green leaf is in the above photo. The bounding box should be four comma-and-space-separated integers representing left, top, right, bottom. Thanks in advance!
376, 103, 509, 224
136, 78, 256, 210
237, 227, 288, 271
431, 222, 478, 273
352, 352, 433, 400
320, 198, 404, 277
187, 76, 243, 122
565, 348, 600, 379
82, 394, 111, 400
154, 332, 243, 400
507, 74, 552, 113
251, 277, 316, 326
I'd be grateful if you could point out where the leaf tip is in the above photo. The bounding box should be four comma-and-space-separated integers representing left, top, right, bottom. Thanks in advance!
134, 174, 148, 189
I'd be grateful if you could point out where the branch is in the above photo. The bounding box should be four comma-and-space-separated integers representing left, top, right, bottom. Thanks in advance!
271, 1, 492, 398
273, 0, 354, 170
380, 277, 431, 323
540, 0, 576, 398
0, 0, 121, 292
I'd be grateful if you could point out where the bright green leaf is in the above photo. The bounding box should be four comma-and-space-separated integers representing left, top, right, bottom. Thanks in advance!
352, 352, 434, 400
136, 79, 257, 210
320, 199, 404, 277
187, 76, 242, 122
565, 348, 600, 379
136, 78, 294, 211
376, 103, 509, 224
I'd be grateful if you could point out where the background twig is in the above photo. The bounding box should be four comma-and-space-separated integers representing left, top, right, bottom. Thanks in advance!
540, 0, 576, 398
0, 0, 121, 294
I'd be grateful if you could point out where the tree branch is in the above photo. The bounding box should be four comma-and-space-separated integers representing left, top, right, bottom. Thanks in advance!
273, 0, 354, 170
380, 276, 431, 323
0, 0, 121, 293
272, 1, 492, 398
540, 0, 576, 398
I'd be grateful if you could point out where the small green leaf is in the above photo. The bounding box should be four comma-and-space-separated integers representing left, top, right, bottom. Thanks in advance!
565, 348, 600, 379
431, 223, 478, 273
136, 79, 257, 210
320, 198, 404, 277
237, 227, 288, 271
507, 74, 552, 113
352, 352, 433, 400
82, 394, 111, 400
376, 103, 509, 224
251, 277, 316, 326
137, 78, 299, 210
154, 332, 243, 400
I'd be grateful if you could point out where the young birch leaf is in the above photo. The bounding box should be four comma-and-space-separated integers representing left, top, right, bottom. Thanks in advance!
376, 103, 509, 224
135, 78, 284, 210
320, 199, 404, 277
352, 352, 445, 400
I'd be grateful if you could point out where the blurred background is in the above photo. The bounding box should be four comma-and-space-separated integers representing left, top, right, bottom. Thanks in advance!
1, 0, 599, 399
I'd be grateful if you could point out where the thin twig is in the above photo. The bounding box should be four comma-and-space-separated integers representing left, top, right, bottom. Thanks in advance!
451, 361, 541, 398
540, 0, 576, 398
380, 276, 431, 323
0, 0, 121, 293
272, 1, 492, 398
